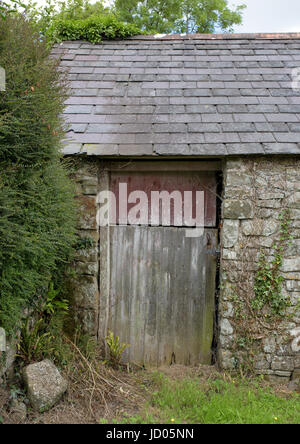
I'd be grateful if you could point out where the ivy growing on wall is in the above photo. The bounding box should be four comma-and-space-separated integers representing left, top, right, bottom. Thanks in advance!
252, 210, 293, 316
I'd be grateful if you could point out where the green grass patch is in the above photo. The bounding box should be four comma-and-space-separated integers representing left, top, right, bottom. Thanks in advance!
111, 373, 300, 425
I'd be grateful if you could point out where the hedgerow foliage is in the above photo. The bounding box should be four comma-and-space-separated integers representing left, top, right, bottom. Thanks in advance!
0, 15, 77, 335
47, 15, 142, 44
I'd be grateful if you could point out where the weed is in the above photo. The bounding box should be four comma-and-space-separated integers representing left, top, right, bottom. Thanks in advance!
105, 330, 129, 369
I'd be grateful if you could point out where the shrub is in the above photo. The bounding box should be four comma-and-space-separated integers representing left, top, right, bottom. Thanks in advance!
0, 15, 77, 336
47, 14, 142, 44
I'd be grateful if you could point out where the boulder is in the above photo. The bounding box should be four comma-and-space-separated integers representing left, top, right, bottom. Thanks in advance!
23, 359, 68, 412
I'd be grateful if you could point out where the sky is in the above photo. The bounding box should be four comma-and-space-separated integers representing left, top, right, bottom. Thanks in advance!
229, 0, 300, 33
24, 0, 300, 34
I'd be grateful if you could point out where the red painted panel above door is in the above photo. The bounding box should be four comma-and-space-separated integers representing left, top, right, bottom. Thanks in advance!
110, 171, 217, 227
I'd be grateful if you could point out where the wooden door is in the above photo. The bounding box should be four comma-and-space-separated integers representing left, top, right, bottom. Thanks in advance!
98, 163, 218, 366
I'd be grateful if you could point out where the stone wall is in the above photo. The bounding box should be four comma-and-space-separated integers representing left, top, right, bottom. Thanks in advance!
70, 160, 99, 336
71, 156, 300, 381
219, 156, 300, 382
0, 66, 5, 91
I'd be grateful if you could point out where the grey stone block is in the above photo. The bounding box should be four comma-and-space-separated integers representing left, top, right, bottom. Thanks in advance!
271, 356, 294, 372
23, 360, 68, 412
223, 200, 254, 220
222, 220, 239, 248
0, 327, 6, 352
0, 66, 5, 91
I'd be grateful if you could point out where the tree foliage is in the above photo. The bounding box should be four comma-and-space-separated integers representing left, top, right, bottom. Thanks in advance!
24, 0, 141, 43
0, 15, 77, 335
113, 0, 246, 34
0, 0, 24, 19
25, 0, 245, 36
25, 0, 109, 35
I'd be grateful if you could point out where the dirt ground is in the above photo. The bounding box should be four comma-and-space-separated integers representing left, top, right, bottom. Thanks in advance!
0, 364, 295, 424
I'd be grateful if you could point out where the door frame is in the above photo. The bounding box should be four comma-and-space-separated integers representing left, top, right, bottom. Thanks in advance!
97, 160, 222, 362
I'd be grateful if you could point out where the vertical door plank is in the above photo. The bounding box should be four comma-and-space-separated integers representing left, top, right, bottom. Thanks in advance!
107, 226, 217, 366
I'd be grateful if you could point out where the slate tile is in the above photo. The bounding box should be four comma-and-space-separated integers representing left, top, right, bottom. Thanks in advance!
265, 113, 298, 122
184, 89, 212, 97
199, 97, 229, 104
233, 113, 266, 122
229, 97, 259, 105
248, 104, 278, 113
153, 123, 187, 133
279, 104, 300, 112
86, 144, 119, 155
202, 114, 234, 123
204, 133, 240, 143
65, 105, 93, 114
119, 144, 153, 155
156, 89, 183, 97
275, 133, 300, 142
69, 124, 88, 133
289, 123, 300, 132
155, 105, 185, 114
186, 104, 216, 113
189, 144, 227, 155
188, 123, 220, 133
226, 143, 264, 154
239, 132, 276, 143
221, 123, 255, 132
240, 88, 269, 96
263, 143, 300, 154
213, 88, 241, 97
217, 105, 248, 113
154, 144, 189, 155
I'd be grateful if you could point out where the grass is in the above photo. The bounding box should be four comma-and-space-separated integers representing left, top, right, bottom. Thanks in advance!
110, 372, 300, 425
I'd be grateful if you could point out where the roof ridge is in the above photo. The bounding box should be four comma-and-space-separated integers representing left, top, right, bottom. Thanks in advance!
129, 32, 300, 40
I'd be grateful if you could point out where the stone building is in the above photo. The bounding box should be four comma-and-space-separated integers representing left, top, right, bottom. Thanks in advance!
55, 33, 300, 382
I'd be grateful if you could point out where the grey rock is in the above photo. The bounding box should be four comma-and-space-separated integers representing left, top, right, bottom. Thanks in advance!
263, 337, 276, 354
70, 275, 98, 309
220, 318, 233, 336
288, 380, 300, 393
271, 356, 294, 372
268, 374, 291, 384
0, 339, 16, 378
223, 200, 254, 219
219, 334, 234, 349
0, 66, 5, 91
222, 220, 239, 248
241, 219, 279, 237
255, 354, 271, 371
23, 360, 68, 412
225, 171, 253, 187
292, 368, 300, 381
282, 257, 300, 272
0, 327, 5, 352
222, 249, 237, 260
219, 349, 236, 370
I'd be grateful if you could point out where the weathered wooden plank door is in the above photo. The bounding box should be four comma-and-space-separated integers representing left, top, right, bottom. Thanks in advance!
98, 164, 218, 366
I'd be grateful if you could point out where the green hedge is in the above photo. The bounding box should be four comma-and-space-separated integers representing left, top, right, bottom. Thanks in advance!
0, 15, 77, 335
47, 15, 142, 44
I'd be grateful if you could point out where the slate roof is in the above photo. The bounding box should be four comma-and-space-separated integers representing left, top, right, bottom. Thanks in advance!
53, 33, 300, 157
